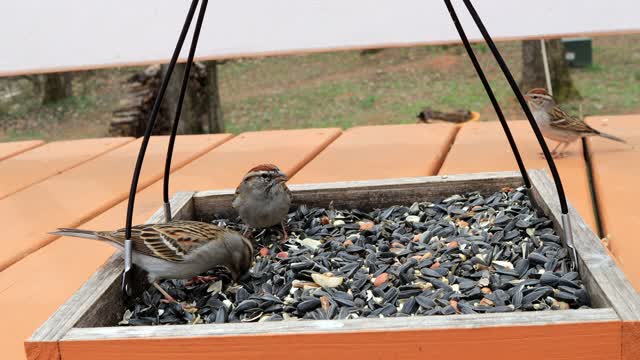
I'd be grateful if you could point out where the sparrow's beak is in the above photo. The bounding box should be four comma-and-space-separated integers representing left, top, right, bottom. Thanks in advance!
523, 94, 531, 101
274, 172, 288, 183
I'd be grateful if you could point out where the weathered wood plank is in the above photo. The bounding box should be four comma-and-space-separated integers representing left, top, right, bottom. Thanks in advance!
0, 134, 229, 272
24, 193, 195, 360
0, 140, 43, 161
24, 253, 122, 360
0, 137, 133, 200
585, 115, 640, 294
289, 123, 458, 184
63, 308, 616, 340
529, 169, 640, 360
194, 171, 524, 220
60, 313, 620, 360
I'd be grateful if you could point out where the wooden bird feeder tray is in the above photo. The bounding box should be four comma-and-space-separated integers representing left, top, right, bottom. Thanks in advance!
27, 170, 640, 360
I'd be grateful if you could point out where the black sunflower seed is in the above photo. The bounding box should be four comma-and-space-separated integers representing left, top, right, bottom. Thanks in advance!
121, 188, 588, 326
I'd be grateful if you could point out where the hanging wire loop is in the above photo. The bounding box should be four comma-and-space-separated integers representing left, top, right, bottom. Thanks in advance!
162, 0, 209, 222
122, 0, 200, 296
443, 0, 530, 189
459, 0, 576, 271
461, 0, 569, 214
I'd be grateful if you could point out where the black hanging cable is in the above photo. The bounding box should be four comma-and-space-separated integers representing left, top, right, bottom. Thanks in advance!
443, 0, 530, 188
162, 0, 209, 222
461, 0, 567, 213
122, 0, 199, 296
461, 0, 577, 270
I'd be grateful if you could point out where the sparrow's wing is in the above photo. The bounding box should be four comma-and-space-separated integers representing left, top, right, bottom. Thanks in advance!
151, 221, 222, 253
98, 221, 220, 262
548, 106, 598, 135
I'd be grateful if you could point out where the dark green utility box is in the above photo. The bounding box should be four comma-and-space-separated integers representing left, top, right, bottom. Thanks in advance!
562, 37, 592, 67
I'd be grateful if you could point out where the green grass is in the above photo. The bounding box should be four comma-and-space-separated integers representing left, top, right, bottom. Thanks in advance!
3, 128, 44, 141
2, 34, 639, 140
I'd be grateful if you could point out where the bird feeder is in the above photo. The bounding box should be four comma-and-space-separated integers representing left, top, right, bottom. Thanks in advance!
26, 1, 640, 359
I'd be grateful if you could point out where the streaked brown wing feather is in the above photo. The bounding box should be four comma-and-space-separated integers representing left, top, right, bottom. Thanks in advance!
98, 221, 220, 263
152, 221, 220, 249
549, 106, 597, 134
96, 227, 162, 259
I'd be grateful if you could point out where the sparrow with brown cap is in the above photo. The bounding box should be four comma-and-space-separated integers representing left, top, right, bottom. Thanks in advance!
524, 88, 625, 157
233, 164, 292, 242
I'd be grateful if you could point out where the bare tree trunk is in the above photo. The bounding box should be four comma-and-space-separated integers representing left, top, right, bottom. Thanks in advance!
521, 41, 546, 92
161, 63, 204, 134
18, 75, 42, 94
160, 61, 223, 134
205, 61, 224, 133
520, 39, 580, 102
31, 75, 43, 94
42, 73, 72, 104
110, 62, 224, 137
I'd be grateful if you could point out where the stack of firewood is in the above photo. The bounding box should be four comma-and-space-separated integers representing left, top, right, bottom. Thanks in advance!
109, 63, 208, 137
109, 65, 162, 137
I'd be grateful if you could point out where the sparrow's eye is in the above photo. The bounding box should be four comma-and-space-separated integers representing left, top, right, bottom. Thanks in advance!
261, 174, 269, 179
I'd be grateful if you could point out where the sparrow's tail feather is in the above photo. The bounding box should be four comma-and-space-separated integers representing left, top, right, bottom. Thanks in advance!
596, 130, 626, 143
49, 228, 102, 240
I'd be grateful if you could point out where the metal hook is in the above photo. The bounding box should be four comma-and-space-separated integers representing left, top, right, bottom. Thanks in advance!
122, 239, 133, 296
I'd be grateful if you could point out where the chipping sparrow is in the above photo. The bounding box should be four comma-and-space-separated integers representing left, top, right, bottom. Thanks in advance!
50, 220, 253, 302
232, 164, 292, 241
525, 88, 625, 157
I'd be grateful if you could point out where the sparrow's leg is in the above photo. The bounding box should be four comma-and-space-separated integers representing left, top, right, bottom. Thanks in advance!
186, 275, 218, 285
154, 282, 196, 311
280, 221, 289, 243
243, 226, 253, 239
153, 281, 177, 303
539, 142, 562, 158
540, 142, 565, 159
557, 142, 571, 157
243, 227, 260, 249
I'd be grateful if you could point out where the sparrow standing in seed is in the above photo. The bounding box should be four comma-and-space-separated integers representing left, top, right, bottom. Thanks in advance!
50, 220, 253, 302
524, 88, 625, 157
233, 164, 292, 242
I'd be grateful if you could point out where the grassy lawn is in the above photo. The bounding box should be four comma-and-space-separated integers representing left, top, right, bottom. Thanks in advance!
1, 34, 639, 141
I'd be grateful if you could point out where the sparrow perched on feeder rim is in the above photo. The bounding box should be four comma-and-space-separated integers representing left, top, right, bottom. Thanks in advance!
233, 164, 292, 242
50, 220, 253, 302
524, 88, 625, 157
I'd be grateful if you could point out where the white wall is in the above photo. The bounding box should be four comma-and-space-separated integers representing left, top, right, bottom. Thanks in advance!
1, 0, 638, 76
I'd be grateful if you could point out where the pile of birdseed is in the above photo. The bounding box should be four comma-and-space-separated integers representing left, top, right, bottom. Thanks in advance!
119, 186, 590, 326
